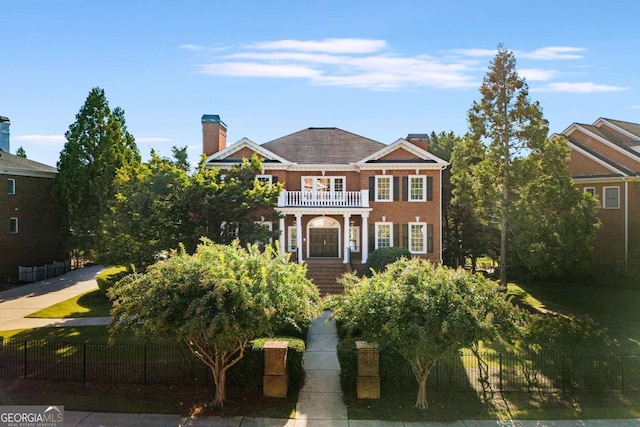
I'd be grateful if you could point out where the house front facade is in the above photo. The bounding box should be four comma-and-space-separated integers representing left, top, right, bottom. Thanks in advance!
561, 117, 640, 269
202, 115, 448, 271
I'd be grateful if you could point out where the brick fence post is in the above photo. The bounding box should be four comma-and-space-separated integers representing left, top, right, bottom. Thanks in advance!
263, 341, 289, 398
356, 341, 380, 399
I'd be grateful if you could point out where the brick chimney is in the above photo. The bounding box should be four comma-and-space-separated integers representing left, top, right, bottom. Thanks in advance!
202, 114, 227, 156
406, 133, 429, 151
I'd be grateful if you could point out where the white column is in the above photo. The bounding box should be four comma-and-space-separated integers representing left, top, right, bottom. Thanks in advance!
343, 213, 351, 264
361, 213, 369, 264
295, 213, 303, 263
279, 216, 286, 261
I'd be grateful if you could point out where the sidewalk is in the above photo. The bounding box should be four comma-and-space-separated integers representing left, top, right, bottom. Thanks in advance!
0, 265, 110, 331
1, 269, 639, 426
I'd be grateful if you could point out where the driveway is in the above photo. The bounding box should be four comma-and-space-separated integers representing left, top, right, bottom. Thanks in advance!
0, 265, 108, 331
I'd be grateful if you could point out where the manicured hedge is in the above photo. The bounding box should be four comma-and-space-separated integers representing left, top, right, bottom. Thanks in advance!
97, 266, 132, 296
228, 336, 306, 393
366, 247, 412, 274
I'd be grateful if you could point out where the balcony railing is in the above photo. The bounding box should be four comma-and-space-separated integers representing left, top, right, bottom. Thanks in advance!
278, 190, 369, 208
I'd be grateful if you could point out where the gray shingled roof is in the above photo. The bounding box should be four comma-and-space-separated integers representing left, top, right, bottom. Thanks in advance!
603, 118, 640, 139
0, 150, 57, 176
261, 127, 385, 164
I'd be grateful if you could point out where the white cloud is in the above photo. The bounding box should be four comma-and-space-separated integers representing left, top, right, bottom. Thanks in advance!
198, 62, 322, 79
12, 134, 65, 145
244, 38, 387, 54
519, 68, 559, 81
535, 82, 629, 93
519, 46, 586, 60
195, 38, 478, 90
186, 39, 617, 92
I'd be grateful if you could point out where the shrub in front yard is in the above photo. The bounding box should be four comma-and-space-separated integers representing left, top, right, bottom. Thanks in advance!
365, 247, 412, 275
96, 266, 132, 296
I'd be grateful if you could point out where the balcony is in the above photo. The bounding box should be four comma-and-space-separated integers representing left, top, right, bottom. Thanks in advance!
278, 190, 369, 208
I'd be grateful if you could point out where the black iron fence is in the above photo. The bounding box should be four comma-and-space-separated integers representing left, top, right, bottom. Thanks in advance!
1, 339, 639, 393
0, 339, 211, 385
428, 350, 640, 393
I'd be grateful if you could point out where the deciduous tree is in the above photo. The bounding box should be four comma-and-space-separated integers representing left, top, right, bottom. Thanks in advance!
109, 240, 321, 408
333, 259, 516, 409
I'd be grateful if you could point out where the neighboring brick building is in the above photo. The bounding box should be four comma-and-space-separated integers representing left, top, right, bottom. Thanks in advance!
0, 117, 66, 285
201, 115, 448, 292
560, 117, 640, 269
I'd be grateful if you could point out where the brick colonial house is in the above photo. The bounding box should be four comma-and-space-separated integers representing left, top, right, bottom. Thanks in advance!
0, 117, 66, 285
560, 117, 640, 270
201, 115, 448, 292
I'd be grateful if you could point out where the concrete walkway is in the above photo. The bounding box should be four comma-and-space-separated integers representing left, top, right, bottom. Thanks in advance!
295, 310, 348, 426
0, 265, 110, 331
1, 269, 639, 426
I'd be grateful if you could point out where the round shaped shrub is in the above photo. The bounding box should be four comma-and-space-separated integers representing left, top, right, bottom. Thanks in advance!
366, 247, 412, 274
97, 266, 131, 296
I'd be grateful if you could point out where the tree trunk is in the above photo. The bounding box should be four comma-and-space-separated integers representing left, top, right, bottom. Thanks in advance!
211, 364, 227, 408
415, 370, 429, 410
409, 357, 433, 410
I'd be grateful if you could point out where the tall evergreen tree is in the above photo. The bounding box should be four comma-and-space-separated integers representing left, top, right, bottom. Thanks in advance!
55, 87, 140, 259
467, 45, 548, 288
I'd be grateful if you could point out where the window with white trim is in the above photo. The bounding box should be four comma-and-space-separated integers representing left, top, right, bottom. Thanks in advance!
583, 187, 596, 196
288, 226, 297, 252
408, 176, 426, 201
603, 186, 620, 209
349, 226, 360, 252
375, 222, 392, 249
302, 176, 345, 199
256, 175, 273, 185
254, 221, 273, 245
8, 179, 15, 195
10, 217, 18, 234
375, 176, 392, 201
408, 222, 427, 254
220, 221, 239, 239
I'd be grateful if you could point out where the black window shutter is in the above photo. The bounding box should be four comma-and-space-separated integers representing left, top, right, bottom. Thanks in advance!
427, 224, 434, 253
272, 176, 278, 184
393, 177, 400, 201
393, 224, 400, 247
427, 177, 433, 201
369, 224, 375, 250
402, 176, 408, 201
402, 224, 408, 248
369, 177, 375, 201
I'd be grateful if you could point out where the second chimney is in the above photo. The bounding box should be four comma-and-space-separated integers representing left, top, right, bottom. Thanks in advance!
202, 114, 227, 156
406, 133, 429, 152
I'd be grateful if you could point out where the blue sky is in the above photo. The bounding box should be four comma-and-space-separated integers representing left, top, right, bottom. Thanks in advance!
3, 1, 639, 167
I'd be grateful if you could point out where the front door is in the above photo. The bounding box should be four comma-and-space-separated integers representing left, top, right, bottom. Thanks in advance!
309, 228, 339, 257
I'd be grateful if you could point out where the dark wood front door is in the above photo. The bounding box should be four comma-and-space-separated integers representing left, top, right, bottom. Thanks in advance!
309, 228, 339, 257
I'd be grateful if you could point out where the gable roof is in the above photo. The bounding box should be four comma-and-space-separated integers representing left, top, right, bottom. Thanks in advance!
562, 118, 640, 177
205, 137, 290, 165
357, 138, 448, 167
261, 127, 385, 164
0, 150, 57, 178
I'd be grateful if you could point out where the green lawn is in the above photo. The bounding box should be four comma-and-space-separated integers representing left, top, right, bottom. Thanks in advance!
26, 289, 112, 318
